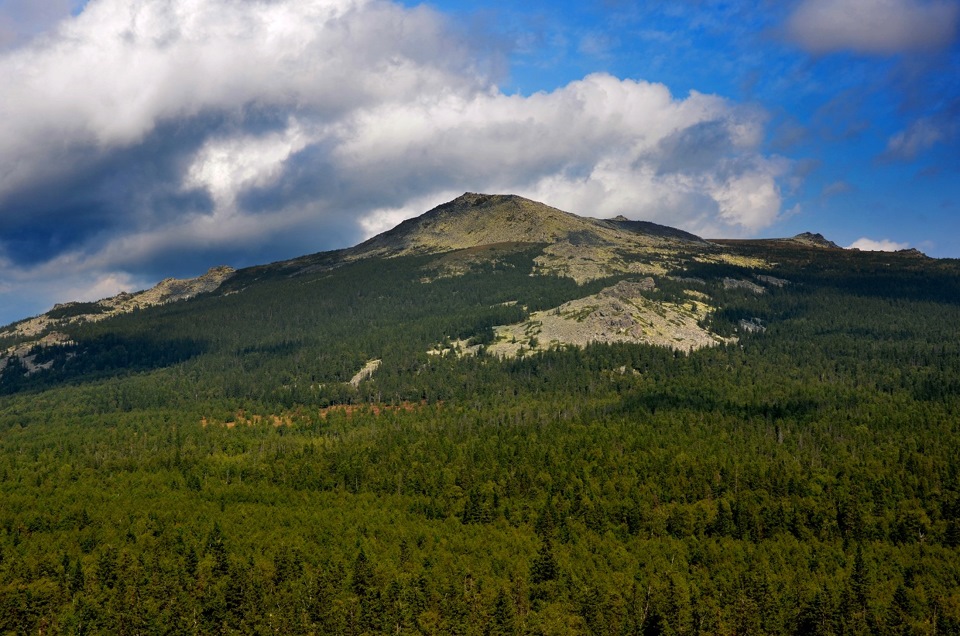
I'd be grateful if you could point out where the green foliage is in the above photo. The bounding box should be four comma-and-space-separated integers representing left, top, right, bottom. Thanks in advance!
0, 242, 959, 632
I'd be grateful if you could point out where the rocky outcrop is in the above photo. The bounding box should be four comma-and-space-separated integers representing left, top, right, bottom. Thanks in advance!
349, 359, 382, 387
789, 232, 841, 249
895, 248, 928, 258
98, 266, 236, 314
0, 332, 74, 375
723, 278, 765, 294
434, 276, 731, 359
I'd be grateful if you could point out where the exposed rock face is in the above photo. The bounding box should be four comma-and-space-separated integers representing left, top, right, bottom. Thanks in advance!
434, 277, 732, 359
723, 278, 765, 294
119, 265, 236, 307
349, 359, 382, 387
739, 318, 766, 333
0, 332, 74, 375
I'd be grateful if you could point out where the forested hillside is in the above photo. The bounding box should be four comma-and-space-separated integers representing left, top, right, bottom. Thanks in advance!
1, 233, 960, 634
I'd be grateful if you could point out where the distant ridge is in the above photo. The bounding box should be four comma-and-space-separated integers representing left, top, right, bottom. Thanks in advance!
1, 266, 235, 340
605, 215, 707, 244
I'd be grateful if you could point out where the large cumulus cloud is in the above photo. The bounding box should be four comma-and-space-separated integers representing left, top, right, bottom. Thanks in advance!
0, 0, 788, 324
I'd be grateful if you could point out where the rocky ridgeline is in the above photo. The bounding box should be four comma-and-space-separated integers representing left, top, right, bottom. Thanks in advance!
97, 265, 236, 315
1, 266, 234, 374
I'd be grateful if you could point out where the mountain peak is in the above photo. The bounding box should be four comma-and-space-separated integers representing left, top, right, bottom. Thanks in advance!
348, 193, 705, 262
350, 193, 592, 258
789, 232, 841, 249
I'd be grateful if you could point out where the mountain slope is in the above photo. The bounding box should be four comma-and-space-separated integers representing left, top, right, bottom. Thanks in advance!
2, 194, 960, 634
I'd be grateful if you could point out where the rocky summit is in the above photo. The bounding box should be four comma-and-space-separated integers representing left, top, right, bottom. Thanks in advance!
788, 232, 842, 249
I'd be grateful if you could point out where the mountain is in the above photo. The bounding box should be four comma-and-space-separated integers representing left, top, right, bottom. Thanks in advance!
2, 194, 960, 634
5, 191, 957, 384
285, 192, 718, 285
0, 193, 775, 372
0, 193, 950, 377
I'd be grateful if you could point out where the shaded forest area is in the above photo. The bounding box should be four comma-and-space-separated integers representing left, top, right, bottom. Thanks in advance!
1, 243, 960, 634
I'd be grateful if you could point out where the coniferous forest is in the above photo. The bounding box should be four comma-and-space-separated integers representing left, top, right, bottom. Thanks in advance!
1, 240, 960, 634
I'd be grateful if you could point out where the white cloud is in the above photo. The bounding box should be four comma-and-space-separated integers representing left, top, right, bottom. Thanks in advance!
185, 120, 314, 214
0, 0, 791, 324
786, 0, 960, 54
340, 75, 785, 234
0, 0, 483, 200
847, 237, 910, 251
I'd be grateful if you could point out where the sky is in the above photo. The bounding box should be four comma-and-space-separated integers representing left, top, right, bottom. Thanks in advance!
0, 0, 958, 326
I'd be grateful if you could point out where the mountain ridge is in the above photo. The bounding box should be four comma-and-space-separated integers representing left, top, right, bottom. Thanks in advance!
2, 193, 855, 364
0, 266, 235, 372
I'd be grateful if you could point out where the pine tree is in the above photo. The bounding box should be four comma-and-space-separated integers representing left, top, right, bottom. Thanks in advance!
530, 540, 558, 585
850, 544, 869, 611
490, 588, 516, 636
69, 559, 85, 594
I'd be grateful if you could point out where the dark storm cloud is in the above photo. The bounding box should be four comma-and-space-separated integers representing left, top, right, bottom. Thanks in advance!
0, 116, 218, 265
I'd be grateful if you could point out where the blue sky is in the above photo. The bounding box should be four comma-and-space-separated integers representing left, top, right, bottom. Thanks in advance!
0, 0, 958, 325
424, 0, 960, 249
